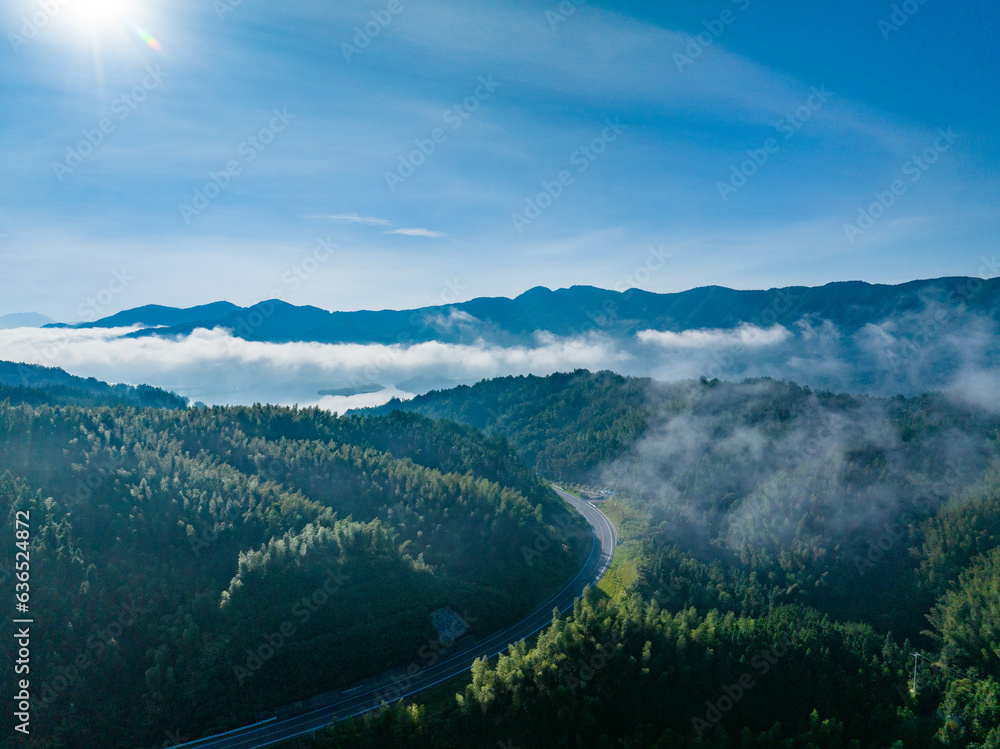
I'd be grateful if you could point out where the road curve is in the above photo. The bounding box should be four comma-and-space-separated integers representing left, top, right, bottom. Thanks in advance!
168, 487, 616, 749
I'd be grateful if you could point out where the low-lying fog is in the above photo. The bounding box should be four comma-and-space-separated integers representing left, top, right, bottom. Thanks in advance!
0, 304, 997, 411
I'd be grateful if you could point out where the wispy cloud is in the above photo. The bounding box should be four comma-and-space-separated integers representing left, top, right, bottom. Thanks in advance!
391, 228, 446, 238
637, 324, 792, 349
0, 326, 625, 407
1, 302, 997, 409
310, 213, 392, 226
305, 215, 446, 239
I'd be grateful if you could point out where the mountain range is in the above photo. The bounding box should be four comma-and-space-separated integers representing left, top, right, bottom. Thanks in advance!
44, 276, 1000, 346
0, 276, 992, 404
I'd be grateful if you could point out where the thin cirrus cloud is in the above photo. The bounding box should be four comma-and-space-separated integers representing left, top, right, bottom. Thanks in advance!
309, 214, 393, 226
391, 228, 447, 238
308, 214, 445, 238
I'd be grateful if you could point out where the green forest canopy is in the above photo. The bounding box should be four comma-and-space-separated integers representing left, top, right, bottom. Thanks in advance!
3, 367, 1000, 747
0, 383, 587, 747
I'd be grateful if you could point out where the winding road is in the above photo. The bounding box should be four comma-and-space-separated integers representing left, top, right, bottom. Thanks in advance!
168, 488, 616, 749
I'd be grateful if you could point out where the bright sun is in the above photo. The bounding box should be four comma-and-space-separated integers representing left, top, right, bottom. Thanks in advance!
69, 0, 134, 30
61, 0, 163, 54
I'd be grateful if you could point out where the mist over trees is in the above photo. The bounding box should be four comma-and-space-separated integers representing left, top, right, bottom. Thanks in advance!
354, 369, 1000, 747
5, 276, 999, 407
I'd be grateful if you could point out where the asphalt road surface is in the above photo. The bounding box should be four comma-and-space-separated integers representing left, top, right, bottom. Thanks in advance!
169, 487, 616, 749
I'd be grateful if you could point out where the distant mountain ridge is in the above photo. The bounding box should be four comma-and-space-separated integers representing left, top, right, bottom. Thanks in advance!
47, 277, 1000, 346
0, 312, 53, 329
48, 301, 241, 330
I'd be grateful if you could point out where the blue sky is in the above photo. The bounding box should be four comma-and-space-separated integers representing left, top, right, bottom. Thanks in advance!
1, 0, 998, 320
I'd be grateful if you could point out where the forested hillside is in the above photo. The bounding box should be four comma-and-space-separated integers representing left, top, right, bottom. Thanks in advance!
3, 367, 998, 748
370, 372, 1000, 637
0, 390, 587, 747
341, 370, 1000, 747
0, 360, 187, 409
294, 582, 999, 748
369, 370, 650, 479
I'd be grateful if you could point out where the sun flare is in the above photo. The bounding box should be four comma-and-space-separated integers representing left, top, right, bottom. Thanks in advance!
62, 0, 163, 54
71, 0, 133, 27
